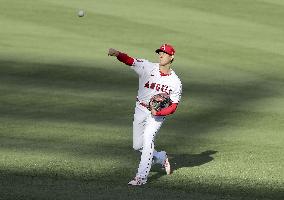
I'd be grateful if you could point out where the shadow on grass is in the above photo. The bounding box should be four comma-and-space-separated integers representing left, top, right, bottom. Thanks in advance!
1, 170, 264, 200
171, 150, 218, 169
150, 150, 217, 181
0, 59, 137, 126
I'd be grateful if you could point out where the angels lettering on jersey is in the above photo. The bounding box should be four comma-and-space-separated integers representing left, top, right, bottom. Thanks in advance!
144, 81, 171, 95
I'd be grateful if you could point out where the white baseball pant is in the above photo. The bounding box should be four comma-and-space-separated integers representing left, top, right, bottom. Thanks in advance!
132, 102, 166, 179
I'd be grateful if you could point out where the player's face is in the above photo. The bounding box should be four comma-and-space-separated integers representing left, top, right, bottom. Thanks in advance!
158, 52, 173, 66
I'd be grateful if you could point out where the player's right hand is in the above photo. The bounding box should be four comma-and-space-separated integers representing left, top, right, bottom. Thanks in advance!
108, 48, 119, 56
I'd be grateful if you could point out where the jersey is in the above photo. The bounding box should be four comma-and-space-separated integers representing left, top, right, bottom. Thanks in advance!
131, 59, 182, 105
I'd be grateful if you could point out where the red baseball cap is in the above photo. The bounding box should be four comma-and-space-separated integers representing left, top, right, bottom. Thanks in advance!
155, 44, 175, 56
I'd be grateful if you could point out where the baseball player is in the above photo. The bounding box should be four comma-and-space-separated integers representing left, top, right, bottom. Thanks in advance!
108, 44, 182, 186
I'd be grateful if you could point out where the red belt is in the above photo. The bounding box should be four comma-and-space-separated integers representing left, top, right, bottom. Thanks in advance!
140, 102, 148, 108
136, 98, 149, 109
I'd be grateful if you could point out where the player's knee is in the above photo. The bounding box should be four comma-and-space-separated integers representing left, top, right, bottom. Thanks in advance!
133, 143, 142, 151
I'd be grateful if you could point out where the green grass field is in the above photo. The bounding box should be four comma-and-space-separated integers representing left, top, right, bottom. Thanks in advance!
0, 0, 284, 199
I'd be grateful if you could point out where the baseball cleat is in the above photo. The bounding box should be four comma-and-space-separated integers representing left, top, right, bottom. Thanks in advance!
163, 156, 171, 175
128, 176, 147, 186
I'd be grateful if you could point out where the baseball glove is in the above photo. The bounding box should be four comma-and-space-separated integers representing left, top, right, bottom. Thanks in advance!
148, 93, 172, 111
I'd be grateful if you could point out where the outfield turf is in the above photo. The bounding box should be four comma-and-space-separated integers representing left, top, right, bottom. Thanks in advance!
0, 0, 284, 199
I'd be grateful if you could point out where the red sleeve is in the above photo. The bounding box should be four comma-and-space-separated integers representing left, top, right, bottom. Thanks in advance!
117, 52, 135, 66
155, 103, 178, 116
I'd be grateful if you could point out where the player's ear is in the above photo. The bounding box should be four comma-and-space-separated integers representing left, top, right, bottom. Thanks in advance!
170, 55, 174, 63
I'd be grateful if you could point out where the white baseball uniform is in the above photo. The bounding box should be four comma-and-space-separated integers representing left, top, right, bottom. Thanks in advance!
131, 58, 182, 179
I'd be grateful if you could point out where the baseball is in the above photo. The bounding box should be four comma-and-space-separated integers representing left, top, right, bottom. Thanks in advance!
78, 10, 85, 17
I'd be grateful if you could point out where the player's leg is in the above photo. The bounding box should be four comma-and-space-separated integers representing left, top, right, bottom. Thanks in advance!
152, 150, 171, 175
135, 115, 165, 180
132, 106, 148, 151
151, 117, 170, 174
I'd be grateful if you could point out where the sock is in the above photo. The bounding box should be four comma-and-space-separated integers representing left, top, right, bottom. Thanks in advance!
153, 150, 166, 165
